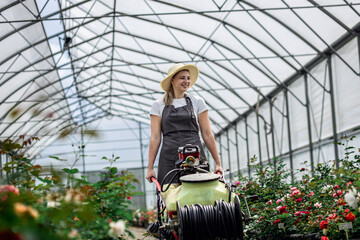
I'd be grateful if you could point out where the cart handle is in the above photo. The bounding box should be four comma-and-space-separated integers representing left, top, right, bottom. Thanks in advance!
150, 176, 161, 192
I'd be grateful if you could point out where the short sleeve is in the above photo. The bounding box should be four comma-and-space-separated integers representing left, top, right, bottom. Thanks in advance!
195, 96, 208, 115
149, 100, 161, 116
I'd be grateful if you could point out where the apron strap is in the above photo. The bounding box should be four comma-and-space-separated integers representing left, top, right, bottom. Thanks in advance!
185, 95, 195, 119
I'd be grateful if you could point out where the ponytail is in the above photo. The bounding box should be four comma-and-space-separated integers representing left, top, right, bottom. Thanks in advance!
163, 84, 174, 106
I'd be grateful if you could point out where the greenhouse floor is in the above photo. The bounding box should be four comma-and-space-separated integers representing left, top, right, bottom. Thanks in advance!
128, 226, 157, 240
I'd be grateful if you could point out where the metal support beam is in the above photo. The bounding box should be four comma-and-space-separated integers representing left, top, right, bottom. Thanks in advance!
284, 90, 294, 182
226, 129, 231, 179
304, 74, 315, 174
245, 117, 251, 178
235, 123, 241, 175
270, 100, 277, 169
256, 114, 262, 165
218, 136, 223, 168
81, 126, 86, 173
139, 122, 147, 208
327, 56, 340, 168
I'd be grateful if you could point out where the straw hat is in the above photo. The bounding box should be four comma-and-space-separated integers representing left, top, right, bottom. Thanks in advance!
160, 63, 199, 92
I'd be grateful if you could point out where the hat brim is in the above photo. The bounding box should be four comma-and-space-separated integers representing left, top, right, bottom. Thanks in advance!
160, 64, 199, 92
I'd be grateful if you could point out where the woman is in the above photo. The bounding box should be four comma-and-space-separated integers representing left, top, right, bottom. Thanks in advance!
146, 63, 223, 184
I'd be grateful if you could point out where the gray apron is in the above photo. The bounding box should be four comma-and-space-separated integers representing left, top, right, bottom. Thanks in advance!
158, 95, 207, 184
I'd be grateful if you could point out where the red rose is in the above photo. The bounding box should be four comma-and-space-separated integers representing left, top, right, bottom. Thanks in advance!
273, 219, 280, 225
346, 212, 355, 222
321, 236, 329, 240
334, 185, 339, 190
296, 198, 302, 203
319, 220, 329, 230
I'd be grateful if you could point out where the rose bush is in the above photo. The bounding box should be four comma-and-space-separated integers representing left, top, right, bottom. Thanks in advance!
236, 136, 360, 240
0, 137, 137, 239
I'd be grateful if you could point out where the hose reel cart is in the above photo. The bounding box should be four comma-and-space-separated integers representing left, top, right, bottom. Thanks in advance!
148, 144, 244, 240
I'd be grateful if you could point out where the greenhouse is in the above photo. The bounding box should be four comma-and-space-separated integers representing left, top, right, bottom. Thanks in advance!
1, 0, 360, 239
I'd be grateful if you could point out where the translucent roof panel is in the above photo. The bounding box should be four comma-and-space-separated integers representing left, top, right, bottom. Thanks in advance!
0, 0, 359, 156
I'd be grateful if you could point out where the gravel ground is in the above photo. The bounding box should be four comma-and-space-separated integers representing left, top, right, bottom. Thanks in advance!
127, 226, 158, 240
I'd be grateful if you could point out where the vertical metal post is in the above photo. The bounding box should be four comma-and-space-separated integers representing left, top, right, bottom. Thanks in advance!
358, 35, 360, 73
245, 117, 251, 178
284, 90, 294, 182
0, 154, 2, 179
81, 126, 85, 174
226, 129, 231, 179
139, 122, 147, 208
219, 136, 223, 167
327, 56, 339, 168
304, 74, 315, 174
256, 114, 263, 165
235, 123, 241, 176
270, 100, 277, 170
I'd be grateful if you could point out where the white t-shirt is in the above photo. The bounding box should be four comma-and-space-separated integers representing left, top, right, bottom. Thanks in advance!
149, 95, 208, 123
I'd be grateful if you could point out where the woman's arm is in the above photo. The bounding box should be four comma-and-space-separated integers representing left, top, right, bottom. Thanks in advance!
146, 115, 162, 182
198, 110, 223, 174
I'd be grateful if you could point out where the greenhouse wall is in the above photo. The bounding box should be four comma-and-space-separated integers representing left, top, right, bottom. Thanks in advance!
213, 37, 360, 181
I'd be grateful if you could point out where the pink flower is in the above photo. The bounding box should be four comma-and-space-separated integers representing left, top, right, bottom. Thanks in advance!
295, 211, 310, 216
343, 209, 350, 214
0, 185, 20, 201
290, 187, 298, 192
234, 181, 240, 186
0, 185, 19, 195
258, 216, 264, 222
334, 185, 339, 190
327, 213, 337, 220
321, 236, 329, 240
308, 191, 314, 197
333, 193, 338, 198
337, 190, 343, 196
347, 182, 352, 187
291, 190, 301, 197
314, 202, 322, 208
276, 199, 283, 204
296, 198, 302, 203
266, 200, 272, 205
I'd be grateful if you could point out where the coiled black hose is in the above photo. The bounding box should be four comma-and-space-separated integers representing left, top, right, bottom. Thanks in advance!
177, 199, 243, 240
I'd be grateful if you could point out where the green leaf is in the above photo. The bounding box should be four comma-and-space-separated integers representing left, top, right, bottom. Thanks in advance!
62, 168, 79, 174
355, 180, 360, 189
37, 176, 52, 184
31, 170, 40, 177
49, 155, 67, 161
110, 167, 117, 174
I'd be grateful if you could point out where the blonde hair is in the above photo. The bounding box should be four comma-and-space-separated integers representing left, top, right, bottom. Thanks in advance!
163, 84, 175, 106
162, 70, 189, 106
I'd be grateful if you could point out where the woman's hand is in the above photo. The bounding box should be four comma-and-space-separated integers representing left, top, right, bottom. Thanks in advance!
146, 168, 157, 183
214, 164, 223, 175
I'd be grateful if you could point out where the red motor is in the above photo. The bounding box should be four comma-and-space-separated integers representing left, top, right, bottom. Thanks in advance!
178, 144, 201, 167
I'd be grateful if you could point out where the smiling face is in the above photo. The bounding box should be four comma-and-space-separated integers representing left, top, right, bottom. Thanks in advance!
170, 70, 191, 94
